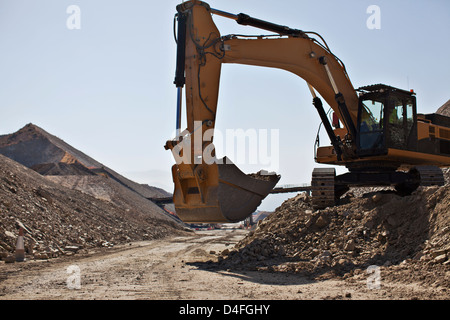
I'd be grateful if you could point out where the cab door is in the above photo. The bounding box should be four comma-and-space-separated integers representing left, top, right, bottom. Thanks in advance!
357, 94, 387, 156
386, 95, 417, 151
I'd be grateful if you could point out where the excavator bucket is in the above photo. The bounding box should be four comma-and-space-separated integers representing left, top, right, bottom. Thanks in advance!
172, 157, 280, 223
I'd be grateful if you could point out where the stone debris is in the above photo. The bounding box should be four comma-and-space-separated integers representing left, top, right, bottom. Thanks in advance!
0, 124, 189, 263
218, 184, 449, 289
0, 154, 187, 262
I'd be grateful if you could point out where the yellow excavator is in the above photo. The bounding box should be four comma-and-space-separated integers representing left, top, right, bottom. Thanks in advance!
165, 1, 450, 223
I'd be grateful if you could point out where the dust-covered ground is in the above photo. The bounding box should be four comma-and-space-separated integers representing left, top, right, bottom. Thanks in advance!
215, 186, 450, 300
0, 228, 447, 301
0, 145, 448, 301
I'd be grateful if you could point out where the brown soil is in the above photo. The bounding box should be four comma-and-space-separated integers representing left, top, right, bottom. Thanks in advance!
216, 188, 449, 299
0, 123, 171, 199
437, 99, 450, 117
0, 154, 187, 261
0, 228, 447, 301
0, 122, 449, 301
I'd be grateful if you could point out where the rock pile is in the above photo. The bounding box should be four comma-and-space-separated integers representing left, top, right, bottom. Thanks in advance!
0, 123, 188, 263
218, 186, 449, 287
0, 154, 187, 262
0, 123, 171, 199
437, 99, 450, 117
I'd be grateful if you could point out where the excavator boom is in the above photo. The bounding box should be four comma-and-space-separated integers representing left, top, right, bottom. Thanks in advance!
165, 1, 356, 223
166, 1, 450, 223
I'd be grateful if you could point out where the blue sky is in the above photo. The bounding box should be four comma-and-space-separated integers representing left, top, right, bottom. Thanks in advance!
0, 1, 449, 211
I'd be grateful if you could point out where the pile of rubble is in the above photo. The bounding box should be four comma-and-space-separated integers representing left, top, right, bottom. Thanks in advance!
437, 99, 450, 117
0, 154, 187, 262
0, 123, 171, 200
0, 123, 188, 263
218, 185, 449, 287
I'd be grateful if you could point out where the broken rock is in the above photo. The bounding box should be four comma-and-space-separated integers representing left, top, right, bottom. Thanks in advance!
64, 245, 80, 253
433, 254, 447, 264
315, 215, 329, 228
344, 240, 356, 252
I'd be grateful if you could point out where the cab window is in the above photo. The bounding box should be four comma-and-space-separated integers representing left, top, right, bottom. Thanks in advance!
389, 99, 406, 148
359, 99, 384, 151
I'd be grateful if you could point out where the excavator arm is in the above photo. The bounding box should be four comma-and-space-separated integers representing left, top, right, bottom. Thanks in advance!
165, 0, 360, 223
222, 37, 359, 130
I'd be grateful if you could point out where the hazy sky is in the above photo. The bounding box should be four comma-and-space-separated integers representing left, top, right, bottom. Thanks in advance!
1, 0, 449, 210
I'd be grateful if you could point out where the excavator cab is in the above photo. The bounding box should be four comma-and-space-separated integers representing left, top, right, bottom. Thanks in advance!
356, 84, 418, 157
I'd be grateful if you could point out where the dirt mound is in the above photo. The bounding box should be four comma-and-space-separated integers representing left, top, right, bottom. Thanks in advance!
45, 175, 173, 217
0, 124, 186, 262
437, 99, 450, 117
31, 162, 96, 176
0, 123, 169, 199
436, 100, 450, 183
0, 154, 187, 261
218, 187, 449, 291
0, 123, 102, 168
0, 125, 66, 168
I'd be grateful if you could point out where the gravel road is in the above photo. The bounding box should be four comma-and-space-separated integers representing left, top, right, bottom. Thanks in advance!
0, 229, 446, 301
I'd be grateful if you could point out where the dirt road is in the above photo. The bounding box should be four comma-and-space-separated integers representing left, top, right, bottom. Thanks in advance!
0, 229, 446, 301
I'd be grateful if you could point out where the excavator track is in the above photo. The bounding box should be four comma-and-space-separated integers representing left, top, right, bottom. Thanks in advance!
311, 168, 336, 210
414, 166, 445, 187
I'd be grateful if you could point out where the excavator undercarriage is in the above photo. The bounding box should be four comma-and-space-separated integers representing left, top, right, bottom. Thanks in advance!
311, 165, 446, 210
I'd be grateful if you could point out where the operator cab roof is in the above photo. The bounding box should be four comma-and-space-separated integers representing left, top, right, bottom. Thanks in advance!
357, 84, 416, 96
